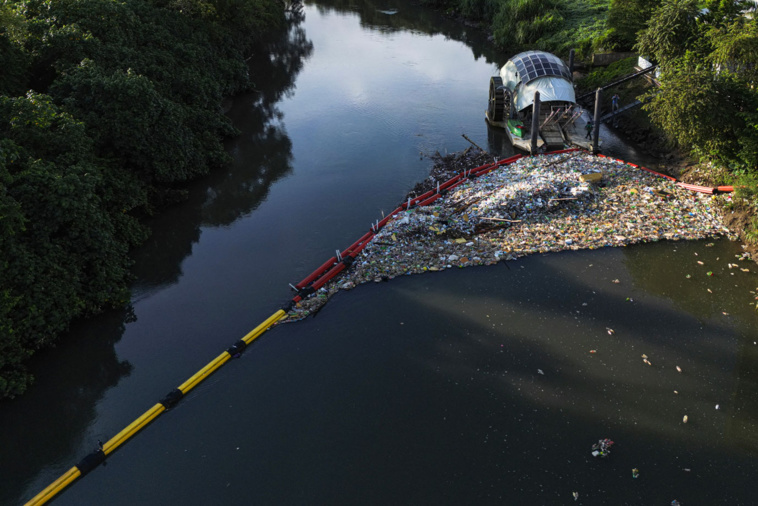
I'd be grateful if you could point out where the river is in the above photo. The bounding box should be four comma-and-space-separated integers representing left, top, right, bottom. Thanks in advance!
3, 2, 757, 505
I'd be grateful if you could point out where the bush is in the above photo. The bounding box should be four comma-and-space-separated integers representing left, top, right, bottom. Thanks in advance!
0, 0, 288, 398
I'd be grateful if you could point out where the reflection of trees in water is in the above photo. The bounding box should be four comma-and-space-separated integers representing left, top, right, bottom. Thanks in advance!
201, 6, 314, 227
129, 12, 313, 290
0, 307, 133, 506
0, 14, 314, 504
307, 0, 500, 64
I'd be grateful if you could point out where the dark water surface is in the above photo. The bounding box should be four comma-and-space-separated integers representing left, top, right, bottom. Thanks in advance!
3, 2, 757, 505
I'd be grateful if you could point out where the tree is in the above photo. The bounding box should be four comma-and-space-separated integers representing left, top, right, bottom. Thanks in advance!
604, 0, 661, 51
642, 54, 742, 159
0, 3, 28, 95
635, 0, 699, 64
0, 92, 139, 397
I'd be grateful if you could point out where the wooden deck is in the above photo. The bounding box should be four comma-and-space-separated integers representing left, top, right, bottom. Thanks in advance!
485, 111, 544, 153
486, 110, 568, 154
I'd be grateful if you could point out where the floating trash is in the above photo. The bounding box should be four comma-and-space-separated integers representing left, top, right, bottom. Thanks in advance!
632, 468, 640, 478
282, 151, 739, 322
591, 438, 614, 458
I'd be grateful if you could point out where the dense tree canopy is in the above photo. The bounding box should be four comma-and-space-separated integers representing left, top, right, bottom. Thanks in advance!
637, 0, 758, 169
0, 0, 290, 398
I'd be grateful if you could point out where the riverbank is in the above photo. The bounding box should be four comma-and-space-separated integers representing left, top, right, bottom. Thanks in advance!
282, 150, 737, 322
603, 102, 758, 259
573, 61, 758, 259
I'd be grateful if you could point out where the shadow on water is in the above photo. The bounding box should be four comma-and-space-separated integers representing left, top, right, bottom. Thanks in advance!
133, 240, 757, 505
240, 242, 756, 505
0, 10, 313, 506
6, 2, 758, 505
130, 14, 313, 297
0, 308, 133, 506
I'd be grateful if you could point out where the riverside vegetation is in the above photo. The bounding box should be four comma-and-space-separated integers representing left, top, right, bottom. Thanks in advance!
424, 0, 758, 249
2, 0, 757, 399
0, 0, 307, 398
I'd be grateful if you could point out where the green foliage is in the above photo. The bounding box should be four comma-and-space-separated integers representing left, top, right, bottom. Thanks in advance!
0, 3, 29, 95
707, 10, 758, 84
635, 0, 699, 63
745, 216, 758, 245
637, 0, 758, 172
492, 0, 565, 48
0, 93, 139, 398
576, 55, 637, 92
733, 171, 758, 203
457, 0, 502, 20
0, 0, 289, 398
603, 0, 660, 51
52, 62, 232, 185
642, 54, 736, 158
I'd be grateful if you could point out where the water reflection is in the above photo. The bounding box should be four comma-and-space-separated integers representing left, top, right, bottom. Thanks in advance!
7, 2, 758, 504
307, 0, 502, 64
0, 10, 313, 506
0, 308, 133, 506
130, 14, 313, 295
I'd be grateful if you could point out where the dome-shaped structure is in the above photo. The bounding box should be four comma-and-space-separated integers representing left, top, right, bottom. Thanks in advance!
499, 51, 575, 113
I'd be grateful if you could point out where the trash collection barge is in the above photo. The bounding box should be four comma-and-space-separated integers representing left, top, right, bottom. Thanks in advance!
486, 51, 580, 153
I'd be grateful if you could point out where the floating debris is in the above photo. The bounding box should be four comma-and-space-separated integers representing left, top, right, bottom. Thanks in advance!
283, 152, 734, 321
591, 438, 614, 458
632, 468, 640, 479
572, 491, 579, 501
676, 365, 682, 373
683, 415, 689, 423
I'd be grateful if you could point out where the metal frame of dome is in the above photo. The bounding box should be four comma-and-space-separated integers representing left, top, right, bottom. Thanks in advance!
511, 51, 572, 86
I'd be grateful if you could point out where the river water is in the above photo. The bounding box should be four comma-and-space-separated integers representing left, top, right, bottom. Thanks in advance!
3, 2, 758, 505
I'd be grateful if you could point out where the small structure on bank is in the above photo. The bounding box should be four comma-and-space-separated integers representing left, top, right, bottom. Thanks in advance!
486, 51, 579, 153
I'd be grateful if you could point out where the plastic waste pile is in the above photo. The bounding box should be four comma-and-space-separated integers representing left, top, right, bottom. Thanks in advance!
284, 152, 732, 321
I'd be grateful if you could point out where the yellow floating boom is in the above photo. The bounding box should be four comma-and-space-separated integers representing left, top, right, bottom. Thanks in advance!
25, 309, 286, 506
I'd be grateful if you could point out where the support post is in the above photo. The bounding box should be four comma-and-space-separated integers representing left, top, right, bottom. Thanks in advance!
530, 91, 540, 154
568, 49, 575, 75
592, 88, 601, 153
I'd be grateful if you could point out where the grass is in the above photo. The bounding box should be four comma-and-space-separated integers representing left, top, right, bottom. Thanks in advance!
538, 0, 610, 57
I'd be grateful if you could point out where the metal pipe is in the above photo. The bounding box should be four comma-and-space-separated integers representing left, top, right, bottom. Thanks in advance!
568, 49, 575, 75
592, 88, 601, 153
530, 91, 541, 154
